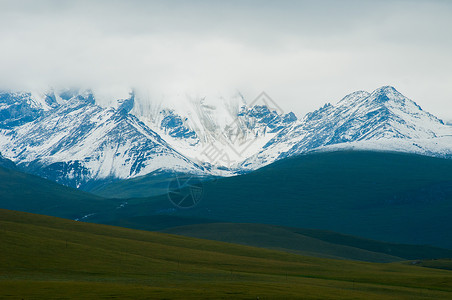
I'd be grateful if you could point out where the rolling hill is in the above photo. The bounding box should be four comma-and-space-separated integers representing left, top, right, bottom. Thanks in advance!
2, 208, 452, 299
0, 165, 120, 219
3, 149, 452, 258
163, 223, 452, 263
89, 171, 214, 199
86, 151, 452, 248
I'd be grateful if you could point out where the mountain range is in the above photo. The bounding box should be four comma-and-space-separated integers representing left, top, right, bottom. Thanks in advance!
241, 86, 452, 169
0, 90, 205, 189
1, 88, 452, 251
0, 86, 451, 190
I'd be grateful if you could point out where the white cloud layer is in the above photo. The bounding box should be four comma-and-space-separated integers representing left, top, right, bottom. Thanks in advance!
1, 0, 452, 120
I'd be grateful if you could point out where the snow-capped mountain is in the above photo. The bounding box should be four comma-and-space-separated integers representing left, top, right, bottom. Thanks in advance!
240, 86, 452, 169
0, 91, 46, 129
0, 90, 204, 189
0, 85, 451, 190
129, 91, 297, 169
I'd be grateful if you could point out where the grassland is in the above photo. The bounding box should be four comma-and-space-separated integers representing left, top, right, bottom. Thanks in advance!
163, 223, 452, 263
1, 209, 452, 299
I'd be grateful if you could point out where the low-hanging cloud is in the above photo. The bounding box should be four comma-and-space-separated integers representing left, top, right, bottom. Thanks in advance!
1, 0, 452, 120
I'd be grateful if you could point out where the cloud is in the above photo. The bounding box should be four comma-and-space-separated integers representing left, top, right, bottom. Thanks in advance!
0, 0, 451, 119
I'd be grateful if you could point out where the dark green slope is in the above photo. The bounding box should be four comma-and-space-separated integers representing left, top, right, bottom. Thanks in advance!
88, 151, 452, 248
88, 171, 214, 199
0, 153, 16, 169
0, 165, 120, 219
87, 171, 173, 198
163, 223, 452, 263
2, 208, 452, 299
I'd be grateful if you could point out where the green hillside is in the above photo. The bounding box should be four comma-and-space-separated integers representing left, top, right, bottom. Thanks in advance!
163, 223, 452, 263
88, 171, 214, 199
412, 259, 452, 271
2, 208, 452, 299
87, 151, 452, 248
0, 165, 120, 219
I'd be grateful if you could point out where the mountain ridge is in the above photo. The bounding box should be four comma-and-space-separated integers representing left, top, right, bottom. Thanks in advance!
0, 90, 205, 189
240, 86, 452, 169
0, 86, 450, 189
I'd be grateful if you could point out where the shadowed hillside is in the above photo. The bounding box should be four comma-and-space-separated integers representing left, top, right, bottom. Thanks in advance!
163, 223, 452, 263
88, 151, 452, 248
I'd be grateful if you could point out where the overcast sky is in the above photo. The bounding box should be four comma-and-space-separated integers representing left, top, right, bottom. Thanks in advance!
1, 0, 451, 120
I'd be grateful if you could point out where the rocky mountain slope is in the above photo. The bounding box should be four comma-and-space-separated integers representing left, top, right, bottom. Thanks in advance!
0, 86, 450, 189
0, 90, 204, 189
240, 86, 452, 169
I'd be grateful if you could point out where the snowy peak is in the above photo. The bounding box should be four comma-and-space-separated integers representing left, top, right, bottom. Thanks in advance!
0, 91, 47, 128
0, 88, 97, 124
238, 105, 297, 133
317, 86, 445, 141
57, 88, 95, 104
370, 85, 403, 101
365, 86, 445, 138
0, 85, 451, 186
128, 91, 297, 169
240, 86, 452, 170
338, 90, 370, 105
0, 91, 205, 188
117, 91, 135, 114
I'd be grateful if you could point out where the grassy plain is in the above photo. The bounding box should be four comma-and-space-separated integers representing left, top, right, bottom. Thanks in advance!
1, 209, 452, 299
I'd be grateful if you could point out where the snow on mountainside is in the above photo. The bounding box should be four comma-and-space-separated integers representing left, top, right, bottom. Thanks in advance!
0, 85, 450, 189
0, 90, 204, 189
0, 92, 45, 128
240, 86, 452, 169
129, 92, 297, 169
